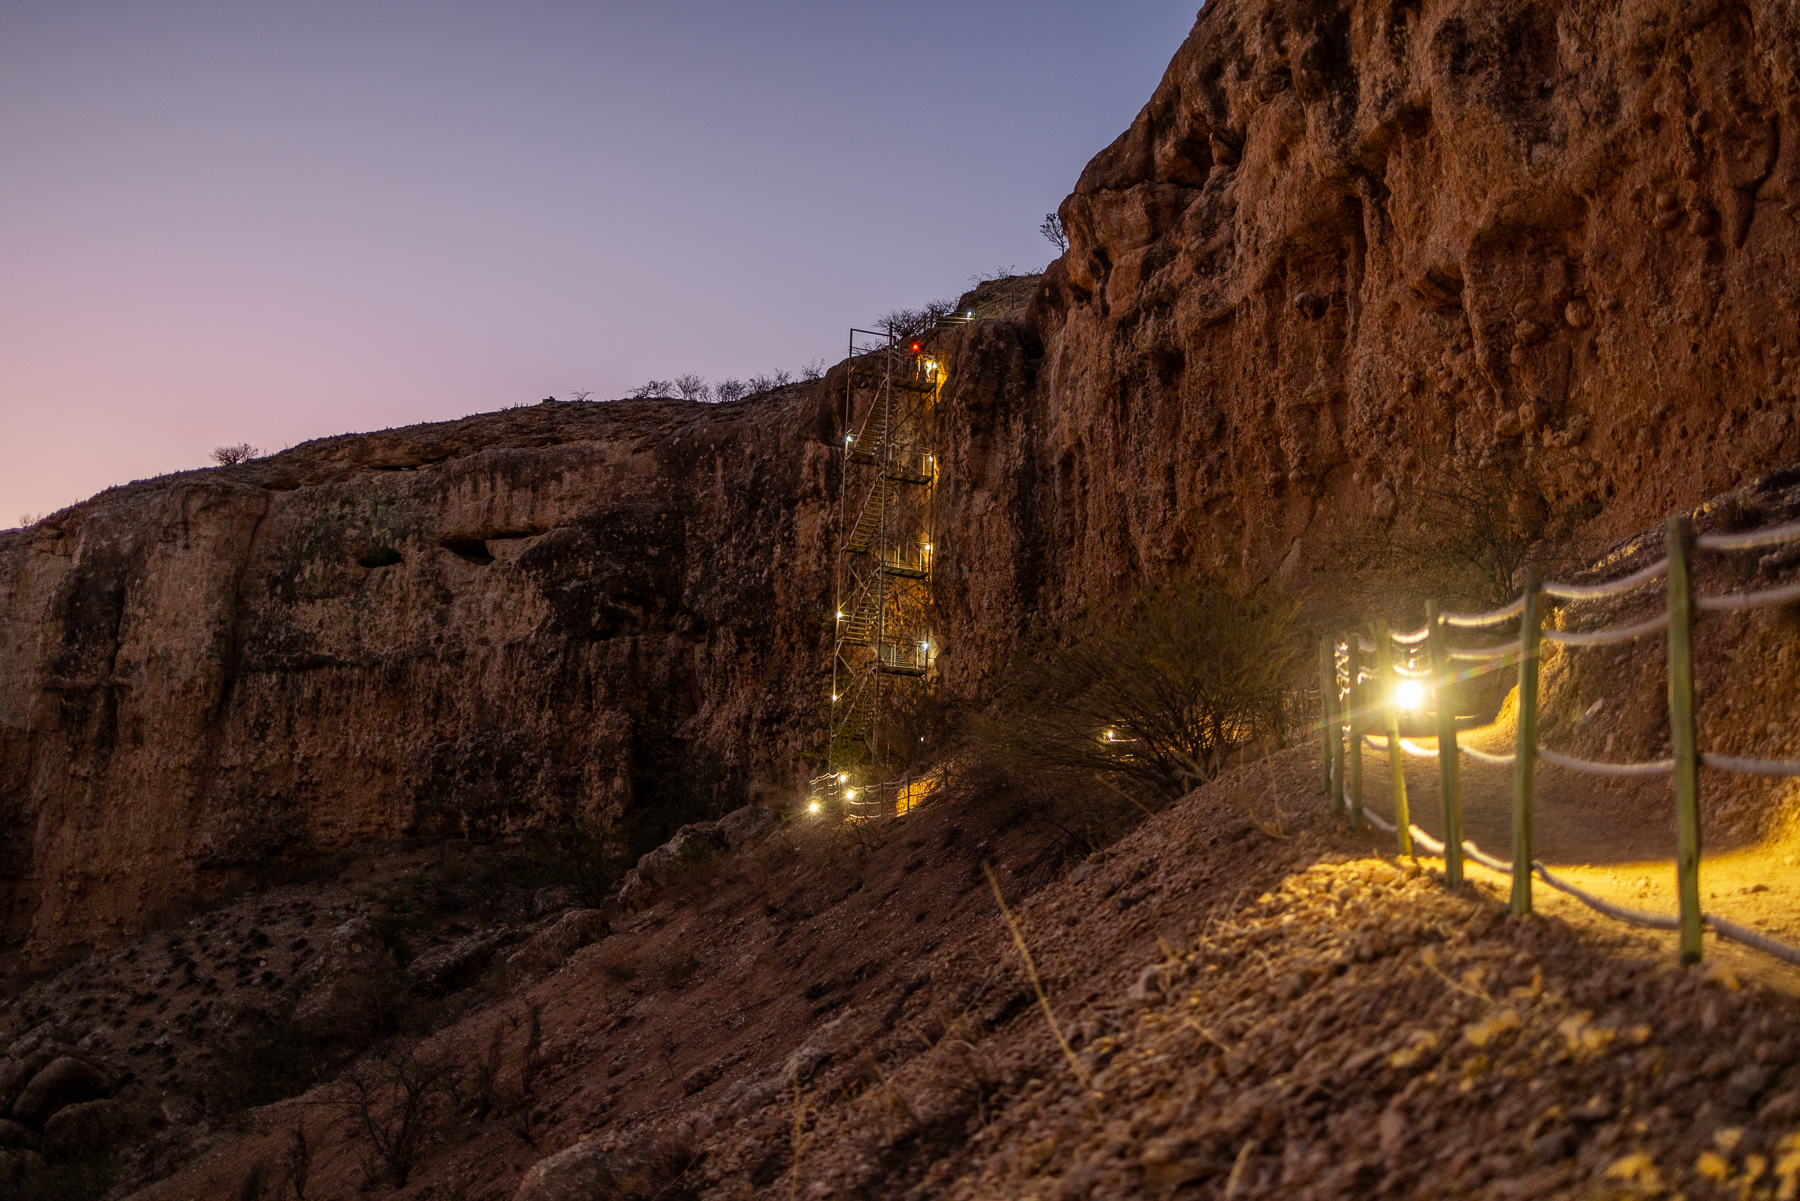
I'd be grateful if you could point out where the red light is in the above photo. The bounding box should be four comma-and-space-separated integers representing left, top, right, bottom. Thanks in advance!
908, 341, 922, 355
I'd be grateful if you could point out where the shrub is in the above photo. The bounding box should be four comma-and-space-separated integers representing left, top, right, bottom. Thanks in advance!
210, 443, 261, 466
331, 1040, 457, 1188
977, 582, 1301, 808
876, 300, 956, 341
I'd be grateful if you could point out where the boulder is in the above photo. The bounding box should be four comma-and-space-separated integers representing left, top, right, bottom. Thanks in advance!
0, 1147, 47, 1187
293, 917, 400, 1031
0, 1119, 39, 1151
11, 1057, 110, 1127
506, 909, 611, 986
532, 885, 575, 917
0, 1043, 75, 1117
42, 1097, 125, 1157
512, 1135, 692, 1201
513, 1140, 620, 1201
715, 803, 775, 848
617, 805, 773, 908
407, 934, 496, 994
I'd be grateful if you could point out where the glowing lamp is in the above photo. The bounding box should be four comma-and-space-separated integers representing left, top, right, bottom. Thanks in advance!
908, 341, 922, 355
1396, 680, 1427, 710
808, 800, 821, 814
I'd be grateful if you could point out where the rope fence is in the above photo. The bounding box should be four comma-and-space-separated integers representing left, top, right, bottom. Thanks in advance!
1322, 514, 1800, 969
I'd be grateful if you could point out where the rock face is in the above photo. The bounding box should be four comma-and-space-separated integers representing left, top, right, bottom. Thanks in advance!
1029, 0, 1800, 600
10, 0, 1800, 967
0, 398, 839, 965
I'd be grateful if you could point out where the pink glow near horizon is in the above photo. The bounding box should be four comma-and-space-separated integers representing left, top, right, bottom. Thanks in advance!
0, 2, 1198, 525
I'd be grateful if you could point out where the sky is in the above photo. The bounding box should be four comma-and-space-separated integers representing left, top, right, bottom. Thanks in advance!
1, 2, 1199, 525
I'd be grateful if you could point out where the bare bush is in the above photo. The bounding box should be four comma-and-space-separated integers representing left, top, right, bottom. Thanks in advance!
568, 389, 594, 402
331, 1040, 457, 1188
746, 368, 794, 395
211, 443, 261, 466
276, 1125, 310, 1200
628, 380, 672, 399
1040, 212, 1068, 253
672, 373, 708, 401
877, 300, 957, 341
711, 377, 749, 403
800, 359, 825, 382
976, 582, 1301, 809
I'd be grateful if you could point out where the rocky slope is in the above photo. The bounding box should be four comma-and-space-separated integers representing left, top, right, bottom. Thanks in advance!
11, 0, 1800, 971
6, 750, 1793, 1201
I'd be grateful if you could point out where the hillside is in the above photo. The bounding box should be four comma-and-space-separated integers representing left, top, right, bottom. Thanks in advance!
2, 749, 1795, 1200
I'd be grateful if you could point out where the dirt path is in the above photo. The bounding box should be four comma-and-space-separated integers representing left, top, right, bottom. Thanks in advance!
1346, 725, 1800, 990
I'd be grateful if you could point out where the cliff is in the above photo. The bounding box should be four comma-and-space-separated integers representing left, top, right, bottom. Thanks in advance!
10, 0, 1800, 968
0, 396, 844, 965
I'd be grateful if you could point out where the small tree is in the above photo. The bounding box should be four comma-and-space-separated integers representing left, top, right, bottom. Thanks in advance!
1040, 212, 1068, 253
211, 443, 261, 466
712, 378, 749, 403
980, 583, 1300, 805
673, 373, 708, 401
332, 1040, 456, 1188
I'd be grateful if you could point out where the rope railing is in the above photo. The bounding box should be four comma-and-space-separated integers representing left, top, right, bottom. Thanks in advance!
1541, 612, 1669, 646
1540, 556, 1669, 599
1321, 512, 1800, 969
1696, 518, 1800, 550
1440, 596, 1526, 627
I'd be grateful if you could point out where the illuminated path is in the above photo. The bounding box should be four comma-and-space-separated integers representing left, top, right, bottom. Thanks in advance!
1346, 728, 1800, 987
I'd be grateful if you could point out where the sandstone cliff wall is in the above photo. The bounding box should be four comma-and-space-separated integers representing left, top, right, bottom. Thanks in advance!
0, 398, 846, 963
1037, 0, 1800, 594
10, 0, 1800, 965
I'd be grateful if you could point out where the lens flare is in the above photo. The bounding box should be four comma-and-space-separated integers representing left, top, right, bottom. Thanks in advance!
1396, 680, 1427, 710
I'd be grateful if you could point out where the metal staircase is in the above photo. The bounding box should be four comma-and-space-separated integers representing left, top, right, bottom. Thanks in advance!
818, 328, 942, 814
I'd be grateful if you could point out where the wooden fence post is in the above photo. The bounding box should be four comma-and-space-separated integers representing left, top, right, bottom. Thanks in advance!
1346, 630, 1364, 831
1512, 572, 1543, 915
1319, 637, 1337, 798
1327, 638, 1346, 811
1426, 601, 1464, 888
1667, 515, 1703, 964
1372, 620, 1412, 856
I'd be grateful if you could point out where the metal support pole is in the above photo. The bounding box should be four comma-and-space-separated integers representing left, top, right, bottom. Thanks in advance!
1511, 573, 1543, 915
1426, 601, 1464, 888
1667, 516, 1703, 964
1345, 630, 1364, 831
1372, 619, 1412, 856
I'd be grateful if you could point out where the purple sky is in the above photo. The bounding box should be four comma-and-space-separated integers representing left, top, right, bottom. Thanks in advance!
2, 2, 1198, 525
